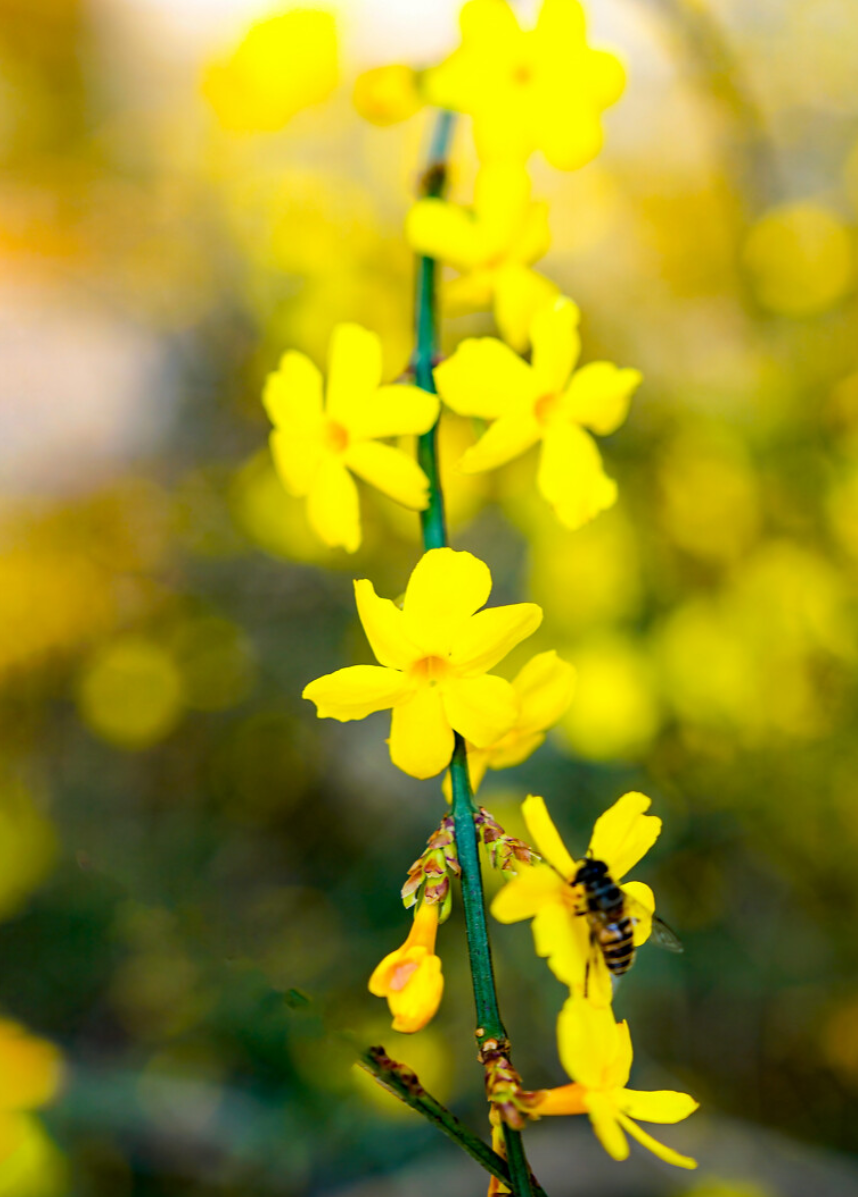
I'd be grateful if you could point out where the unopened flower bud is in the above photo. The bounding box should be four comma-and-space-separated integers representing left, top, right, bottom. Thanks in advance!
368, 901, 444, 1033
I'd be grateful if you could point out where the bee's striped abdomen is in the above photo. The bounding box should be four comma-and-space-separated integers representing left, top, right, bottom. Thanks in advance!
594, 916, 636, 976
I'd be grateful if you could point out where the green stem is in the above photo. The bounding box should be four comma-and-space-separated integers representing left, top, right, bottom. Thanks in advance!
412, 111, 536, 1197
415, 111, 453, 552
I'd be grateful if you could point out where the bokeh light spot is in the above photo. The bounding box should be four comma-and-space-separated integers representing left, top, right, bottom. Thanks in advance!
77, 637, 184, 750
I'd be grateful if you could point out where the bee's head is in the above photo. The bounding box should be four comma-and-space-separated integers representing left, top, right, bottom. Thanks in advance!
573, 858, 609, 884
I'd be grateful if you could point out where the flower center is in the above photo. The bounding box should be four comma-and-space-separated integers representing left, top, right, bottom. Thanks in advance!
324, 419, 349, 454
389, 960, 419, 991
534, 392, 561, 425
512, 63, 533, 86
410, 655, 451, 686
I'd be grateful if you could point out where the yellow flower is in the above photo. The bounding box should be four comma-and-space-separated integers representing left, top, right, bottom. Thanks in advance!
532, 998, 698, 1168
202, 9, 338, 133
435, 297, 641, 530
263, 324, 439, 552
405, 162, 558, 352
368, 901, 444, 1033
353, 65, 424, 126
443, 650, 575, 798
302, 548, 542, 778
424, 0, 625, 171
491, 792, 660, 1004
0, 1020, 62, 1162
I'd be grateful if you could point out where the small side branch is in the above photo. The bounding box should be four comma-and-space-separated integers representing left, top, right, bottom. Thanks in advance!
358, 1046, 513, 1186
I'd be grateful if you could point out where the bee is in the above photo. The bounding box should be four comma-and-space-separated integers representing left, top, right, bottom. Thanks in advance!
573, 857, 682, 991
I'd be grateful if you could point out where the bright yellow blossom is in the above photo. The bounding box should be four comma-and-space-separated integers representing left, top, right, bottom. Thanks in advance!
263, 324, 439, 552
443, 650, 575, 798
532, 998, 698, 1168
369, 901, 444, 1033
302, 548, 542, 778
406, 163, 558, 352
353, 65, 424, 126
424, 0, 625, 171
0, 1020, 62, 1162
203, 9, 338, 133
491, 793, 660, 1005
435, 297, 641, 530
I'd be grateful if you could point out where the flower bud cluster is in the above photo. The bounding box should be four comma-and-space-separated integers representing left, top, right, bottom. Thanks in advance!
474, 807, 539, 877
402, 814, 460, 922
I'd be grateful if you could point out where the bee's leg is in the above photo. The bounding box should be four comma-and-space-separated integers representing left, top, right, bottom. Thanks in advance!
583, 956, 590, 999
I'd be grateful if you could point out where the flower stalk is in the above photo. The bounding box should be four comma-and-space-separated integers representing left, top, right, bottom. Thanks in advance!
413, 112, 537, 1197
415, 110, 454, 552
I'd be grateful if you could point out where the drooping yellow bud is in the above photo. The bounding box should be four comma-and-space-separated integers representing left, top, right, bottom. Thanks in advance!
368, 901, 444, 1033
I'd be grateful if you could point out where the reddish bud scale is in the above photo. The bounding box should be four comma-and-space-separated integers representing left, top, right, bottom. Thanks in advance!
479, 1037, 541, 1130
475, 808, 540, 876
401, 815, 461, 922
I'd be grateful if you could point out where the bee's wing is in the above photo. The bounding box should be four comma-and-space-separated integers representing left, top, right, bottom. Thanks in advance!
625, 896, 684, 954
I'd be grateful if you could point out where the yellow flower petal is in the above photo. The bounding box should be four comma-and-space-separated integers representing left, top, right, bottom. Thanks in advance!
269, 430, 323, 497
303, 665, 411, 721
486, 730, 546, 772
345, 441, 431, 510
538, 98, 605, 173
406, 199, 483, 271
306, 457, 361, 552
536, 421, 617, 530
202, 9, 338, 133
262, 350, 324, 431
588, 792, 661, 881
348, 385, 439, 441
530, 297, 581, 396
434, 338, 539, 420
532, 900, 589, 988
458, 412, 543, 474
450, 603, 543, 675
326, 324, 383, 427
512, 650, 576, 735
509, 200, 552, 266
445, 271, 498, 319
557, 996, 619, 1089
389, 953, 444, 1033
621, 880, 654, 947
460, 0, 521, 59
521, 795, 577, 879
369, 944, 423, 995
563, 362, 641, 436
495, 265, 560, 353
441, 674, 518, 748
389, 686, 455, 779
615, 1112, 698, 1169
473, 163, 535, 256
585, 1092, 629, 1160
402, 548, 491, 654
586, 949, 615, 1009
491, 863, 566, 922
354, 579, 422, 671
586, 49, 627, 109
605, 1018, 633, 1089
534, 0, 586, 49
618, 1089, 699, 1125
